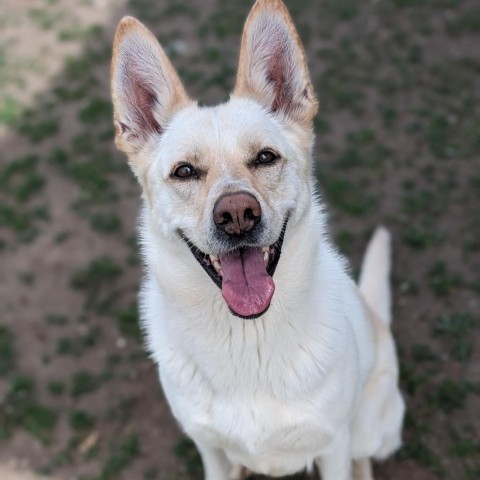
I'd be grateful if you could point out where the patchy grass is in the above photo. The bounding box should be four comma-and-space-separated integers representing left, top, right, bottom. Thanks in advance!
69, 410, 96, 431
0, 154, 45, 202
18, 271, 35, 284
71, 257, 123, 290
0, 96, 22, 126
98, 434, 140, 480
47, 380, 67, 396
401, 224, 444, 250
0, 326, 15, 375
70, 371, 101, 397
0, 154, 50, 241
0, 375, 57, 443
56, 326, 102, 357
90, 212, 122, 234
435, 313, 478, 362
78, 97, 112, 124
431, 379, 468, 414
45, 313, 69, 326
319, 174, 377, 216
16, 110, 59, 143
70, 256, 123, 312
427, 261, 461, 297
0, 204, 48, 241
400, 438, 443, 474
411, 344, 438, 363
115, 302, 142, 341
174, 437, 203, 476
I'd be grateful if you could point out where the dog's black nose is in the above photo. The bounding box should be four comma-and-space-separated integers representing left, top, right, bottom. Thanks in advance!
213, 192, 261, 236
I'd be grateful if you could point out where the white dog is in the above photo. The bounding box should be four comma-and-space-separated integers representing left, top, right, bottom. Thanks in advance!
110, 0, 405, 478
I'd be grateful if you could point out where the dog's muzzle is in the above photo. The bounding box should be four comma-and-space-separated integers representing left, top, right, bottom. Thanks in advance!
180, 215, 288, 320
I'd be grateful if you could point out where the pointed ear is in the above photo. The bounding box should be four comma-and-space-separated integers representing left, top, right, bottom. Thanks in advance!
233, 0, 317, 125
111, 17, 191, 158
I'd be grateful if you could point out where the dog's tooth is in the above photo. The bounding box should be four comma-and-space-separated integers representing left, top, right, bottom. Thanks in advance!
263, 251, 269, 264
213, 260, 221, 271
262, 246, 269, 253
210, 254, 218, 262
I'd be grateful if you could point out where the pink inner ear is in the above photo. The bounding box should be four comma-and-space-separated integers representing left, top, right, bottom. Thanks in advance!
123, 59, 162, 136
255, 23, 295, 114
267, 54, 293, 113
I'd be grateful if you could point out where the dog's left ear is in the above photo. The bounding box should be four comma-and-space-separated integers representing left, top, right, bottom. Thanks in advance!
234, 0, 318, 126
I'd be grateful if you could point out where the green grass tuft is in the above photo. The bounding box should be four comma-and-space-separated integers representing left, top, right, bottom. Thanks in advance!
0, 375, 57, 443
0, 326, 15, 375
69, 410, 96, 431
99, 435, 140, 480
432, 379, 468, 414
116, 303, 142, 341
71, 371, 101, 397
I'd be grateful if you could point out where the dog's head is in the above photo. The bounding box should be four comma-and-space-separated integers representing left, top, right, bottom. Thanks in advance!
111, 0, 318, 319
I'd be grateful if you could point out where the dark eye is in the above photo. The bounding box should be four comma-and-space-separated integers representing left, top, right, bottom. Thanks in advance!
173, 164, 196, 179
256, 150, 278, 165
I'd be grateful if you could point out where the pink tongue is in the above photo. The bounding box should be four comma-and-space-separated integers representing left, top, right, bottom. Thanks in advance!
220, 247, 275, 318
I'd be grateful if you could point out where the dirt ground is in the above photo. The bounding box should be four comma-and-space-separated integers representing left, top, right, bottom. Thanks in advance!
0, 0, 479, 479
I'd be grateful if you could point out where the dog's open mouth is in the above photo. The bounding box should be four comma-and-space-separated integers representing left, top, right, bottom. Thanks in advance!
181, 220, 288, 320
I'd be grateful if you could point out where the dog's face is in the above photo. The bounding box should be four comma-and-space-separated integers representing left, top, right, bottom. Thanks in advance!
111, 0, 318, 319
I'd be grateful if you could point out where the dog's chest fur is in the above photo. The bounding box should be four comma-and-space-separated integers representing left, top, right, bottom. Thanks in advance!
143, 265, 367, 476
189, 393, 338, 475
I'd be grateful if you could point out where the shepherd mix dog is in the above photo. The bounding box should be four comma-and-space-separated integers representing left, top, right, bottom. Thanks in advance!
110, 0, 405, 478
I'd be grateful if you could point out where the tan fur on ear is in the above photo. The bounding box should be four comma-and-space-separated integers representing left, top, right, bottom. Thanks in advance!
234, 0, 318, 125
111, 16, 191, 161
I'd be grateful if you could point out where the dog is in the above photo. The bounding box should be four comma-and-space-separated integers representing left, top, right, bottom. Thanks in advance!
110, 0, 405, 478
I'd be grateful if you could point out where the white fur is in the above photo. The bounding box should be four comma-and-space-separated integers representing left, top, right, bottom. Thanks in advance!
111, 1, 404, 478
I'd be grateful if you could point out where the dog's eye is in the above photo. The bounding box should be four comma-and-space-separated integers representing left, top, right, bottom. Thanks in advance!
256, 150, 278, 165
173, 164, 196, 179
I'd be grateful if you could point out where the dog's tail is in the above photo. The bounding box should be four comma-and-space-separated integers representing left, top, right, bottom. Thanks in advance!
358, 226, 392, 325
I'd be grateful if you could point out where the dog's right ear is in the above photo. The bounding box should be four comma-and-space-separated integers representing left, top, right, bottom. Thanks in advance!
111, 17, 191, 162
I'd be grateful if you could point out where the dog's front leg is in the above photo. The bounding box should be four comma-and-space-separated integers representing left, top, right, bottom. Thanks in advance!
197, 443, 232, 480
352, 458, 373, 480
315, 435, 352, 480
